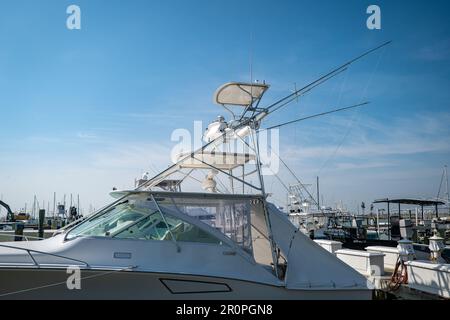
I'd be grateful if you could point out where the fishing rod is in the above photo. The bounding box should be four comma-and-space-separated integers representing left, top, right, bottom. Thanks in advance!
264, 102, 369, 130
260, 41, 391, 117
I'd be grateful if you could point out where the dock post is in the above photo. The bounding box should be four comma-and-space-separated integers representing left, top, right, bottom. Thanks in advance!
415, 207, 418, 226
14, 223, 24, 241
38, 209, 45, 239
376, 209, 380, 238
387, 202, 391, 240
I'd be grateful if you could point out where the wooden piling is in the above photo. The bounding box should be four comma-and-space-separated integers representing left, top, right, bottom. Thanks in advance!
38, 209, 45, 239
14, 223, 24, 241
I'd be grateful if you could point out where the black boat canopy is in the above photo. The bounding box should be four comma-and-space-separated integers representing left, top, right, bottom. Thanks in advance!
373, 198, 445, 222
373, 198, 445, 206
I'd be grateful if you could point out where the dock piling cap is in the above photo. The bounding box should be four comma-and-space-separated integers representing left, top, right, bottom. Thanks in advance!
213, 82, 269, 107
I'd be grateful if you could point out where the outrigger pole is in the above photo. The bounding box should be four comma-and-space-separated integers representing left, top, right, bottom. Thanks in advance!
264, 102, 370, 130
262, 41, 391, 116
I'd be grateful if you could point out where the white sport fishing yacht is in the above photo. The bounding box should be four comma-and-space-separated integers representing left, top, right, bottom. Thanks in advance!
0, 43, 391, 299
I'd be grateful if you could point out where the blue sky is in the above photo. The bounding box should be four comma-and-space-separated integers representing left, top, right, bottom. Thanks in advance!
0, 0, 449, 214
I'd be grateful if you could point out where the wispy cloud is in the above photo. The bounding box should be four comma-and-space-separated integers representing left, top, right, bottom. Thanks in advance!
76, 132, 98, 140
284, 138, 449, 161
280, 112, 450, 167
91, 142, 171, 170
25, 136, 62, 144
124, 112, 187, 119
334, 161, 396, 170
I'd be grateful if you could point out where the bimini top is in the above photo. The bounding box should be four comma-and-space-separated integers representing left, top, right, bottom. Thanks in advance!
213, 82, 269, 106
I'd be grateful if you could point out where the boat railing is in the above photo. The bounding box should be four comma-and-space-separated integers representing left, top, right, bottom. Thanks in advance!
0, 243, 90, 268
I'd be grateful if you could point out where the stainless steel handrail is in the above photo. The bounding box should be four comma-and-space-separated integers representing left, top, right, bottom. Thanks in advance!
0, 243, 90, 268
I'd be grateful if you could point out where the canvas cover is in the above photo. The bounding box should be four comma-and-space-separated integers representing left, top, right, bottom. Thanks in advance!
214, 82, 269, 106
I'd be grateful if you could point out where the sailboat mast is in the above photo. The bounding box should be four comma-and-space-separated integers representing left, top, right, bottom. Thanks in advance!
32, 195, 36, 219
53, 192, 56, 218
317, 176, 320, 210
445, 165, 450, 215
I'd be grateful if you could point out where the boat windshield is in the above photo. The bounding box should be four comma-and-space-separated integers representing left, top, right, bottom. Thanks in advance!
65, 193, 255, 253
65, 198, 221, 244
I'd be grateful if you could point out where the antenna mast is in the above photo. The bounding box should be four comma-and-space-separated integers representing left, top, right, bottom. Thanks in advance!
437, 165, 450, 215
250, 32, 253, 86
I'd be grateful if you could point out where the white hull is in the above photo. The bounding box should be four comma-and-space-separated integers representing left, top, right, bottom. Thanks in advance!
0, 267, 371, 300
0, 194, 373, 300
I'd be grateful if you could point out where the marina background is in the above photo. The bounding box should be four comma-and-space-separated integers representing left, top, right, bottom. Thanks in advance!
0, 0, 450, 214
